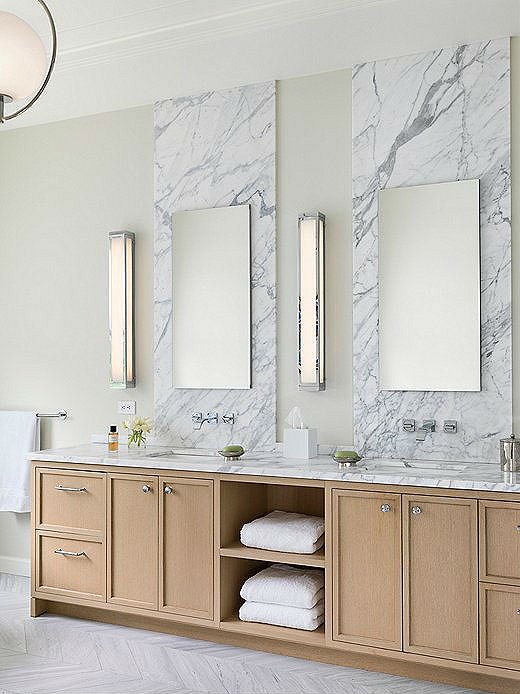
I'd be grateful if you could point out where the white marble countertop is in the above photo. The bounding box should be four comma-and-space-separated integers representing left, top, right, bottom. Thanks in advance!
29, 444, 520, 495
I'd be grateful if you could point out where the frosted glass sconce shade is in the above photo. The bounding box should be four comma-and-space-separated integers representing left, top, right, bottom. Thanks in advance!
0, 1, 57, 123
298, 212, 325, 391
0, 11, 46, 100
109, 231, 135, 389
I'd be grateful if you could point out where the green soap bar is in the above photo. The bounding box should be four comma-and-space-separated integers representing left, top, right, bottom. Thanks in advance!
222, 445, 244, 455
334, 450, 359, 459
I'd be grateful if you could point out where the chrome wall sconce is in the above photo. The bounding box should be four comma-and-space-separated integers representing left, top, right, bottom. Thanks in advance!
0, 0, 57, 123
298, 212, 326, 391
109, 231, 135, 389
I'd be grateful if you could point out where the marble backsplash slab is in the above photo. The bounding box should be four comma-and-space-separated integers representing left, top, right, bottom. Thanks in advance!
352, 38, 511, 462
154, 81, 276, 450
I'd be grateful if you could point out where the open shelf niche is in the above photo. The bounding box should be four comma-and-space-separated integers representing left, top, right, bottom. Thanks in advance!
218, 480, 326, 645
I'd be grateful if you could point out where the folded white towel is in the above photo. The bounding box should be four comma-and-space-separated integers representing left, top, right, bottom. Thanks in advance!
240, 510, 325, 554
0, 411, 40, 513
239, 599, 325, 631
240, 563, 325, 609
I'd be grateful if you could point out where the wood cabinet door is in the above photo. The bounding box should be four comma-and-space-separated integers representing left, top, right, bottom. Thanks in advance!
332, 489, 402, 650
480, 583, 520, 670
479, 500, 520, 585
107, 473, 159, 610
403, 495, 478, 662
159, 477, 214, 620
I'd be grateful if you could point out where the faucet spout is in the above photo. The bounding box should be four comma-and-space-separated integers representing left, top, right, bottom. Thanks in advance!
415, 420, 436, 442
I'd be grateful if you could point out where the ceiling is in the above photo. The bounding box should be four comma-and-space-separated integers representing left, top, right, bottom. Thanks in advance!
1, 0, 519, 127
4, 0, 386, 67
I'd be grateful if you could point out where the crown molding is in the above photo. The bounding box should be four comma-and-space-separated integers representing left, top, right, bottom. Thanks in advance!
53, 0, 398, 73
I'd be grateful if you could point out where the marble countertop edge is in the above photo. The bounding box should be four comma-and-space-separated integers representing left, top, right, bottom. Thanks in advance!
28, 444, 520, 495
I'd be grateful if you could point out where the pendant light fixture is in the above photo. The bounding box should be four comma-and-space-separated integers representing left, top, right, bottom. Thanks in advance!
0, 0, 57, 122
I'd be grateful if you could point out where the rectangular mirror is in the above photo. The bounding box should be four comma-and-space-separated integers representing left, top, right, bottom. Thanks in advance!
172, 205, 251, 389
378, 180, 480, 392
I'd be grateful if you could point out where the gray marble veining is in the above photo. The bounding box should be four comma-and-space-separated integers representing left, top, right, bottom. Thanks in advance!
352, 38, 511, 462
154, 81, 276, 451
30, 444, 520, 494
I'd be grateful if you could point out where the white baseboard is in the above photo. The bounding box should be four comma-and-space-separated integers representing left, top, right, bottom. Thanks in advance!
0, 555, 30, 577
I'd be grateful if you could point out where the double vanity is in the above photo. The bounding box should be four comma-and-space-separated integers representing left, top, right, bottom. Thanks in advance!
29, 445, 520, 694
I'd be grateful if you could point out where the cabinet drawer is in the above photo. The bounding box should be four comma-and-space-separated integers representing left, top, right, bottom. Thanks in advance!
479, 501, 520, 585
480, 583, 520, 670
36, 468, 106, 536
35, 532, 105, 602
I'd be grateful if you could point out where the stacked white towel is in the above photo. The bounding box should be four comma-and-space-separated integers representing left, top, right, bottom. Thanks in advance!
240, 510, 325, 554
239, 563, 325, 631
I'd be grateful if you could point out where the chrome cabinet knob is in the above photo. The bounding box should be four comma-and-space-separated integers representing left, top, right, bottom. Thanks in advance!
517, 608, 520, 615
164, 486, 174, 494
142, 484, 152, 493
516, 525, 520, 532
411, 506, 422, 515
380, 504, 392, 513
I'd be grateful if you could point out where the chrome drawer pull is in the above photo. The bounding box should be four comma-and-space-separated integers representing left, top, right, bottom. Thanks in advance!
55, 485, 87, 492
164, 486, 174, 495
380, 504, 392, 513
517, 609, 520, 615
411, 506, 422, 515
54, 549, 86, 557
142, 484, 152, 493
516, 525, 520, 532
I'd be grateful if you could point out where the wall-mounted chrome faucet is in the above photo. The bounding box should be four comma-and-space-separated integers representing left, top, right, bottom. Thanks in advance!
191, 412, 236, 430
415, 420, 436, 442
192, 412, 218, 430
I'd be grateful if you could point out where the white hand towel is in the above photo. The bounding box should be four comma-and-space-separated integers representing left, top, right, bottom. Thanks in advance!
0, 411, 39, 513
239, 599, 325, 631
240, 510, 325, 554
240, 563, 325, 609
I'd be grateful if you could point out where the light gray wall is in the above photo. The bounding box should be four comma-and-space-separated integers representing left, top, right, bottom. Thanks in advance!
276, 71, 352, 445
0, 106, 154, 570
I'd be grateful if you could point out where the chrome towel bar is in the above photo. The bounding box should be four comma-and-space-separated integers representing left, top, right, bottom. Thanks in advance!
36, 410, 67, 420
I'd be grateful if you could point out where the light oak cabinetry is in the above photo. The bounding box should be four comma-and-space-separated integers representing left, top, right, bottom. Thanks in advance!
479, 500, 520, 672
159, 476, 214, 620
402, 495, 478, 662
35, 533, 105, 602
332, 489, 402, 650
479, 500, 520, 585
31, 462, 520, 694
107, 473, 159, 610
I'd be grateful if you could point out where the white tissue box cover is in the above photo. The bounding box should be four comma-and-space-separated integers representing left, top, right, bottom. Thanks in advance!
283, 428, 317, 459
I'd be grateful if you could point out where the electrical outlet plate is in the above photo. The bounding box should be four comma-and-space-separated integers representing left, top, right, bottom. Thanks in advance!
118, 401, 136, 415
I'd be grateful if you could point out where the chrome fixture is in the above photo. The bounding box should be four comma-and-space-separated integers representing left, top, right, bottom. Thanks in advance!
222, 413, 236, 425
192, 412, 218, 430
54, 485, 86, 493
54, 549, 85, 557
109, 231, 135, 389
36, 410, 67, 419
142, 484, 152, 493
443, 420, 458, 434
0, 0, 57, 123
381, 504, 392, 513
411, 506, 422, 515
402, 419, 416, 433
164, 485, 174, 494
298, 212, 326, 391
500, 434, 520, 472
415, 420, 436, 442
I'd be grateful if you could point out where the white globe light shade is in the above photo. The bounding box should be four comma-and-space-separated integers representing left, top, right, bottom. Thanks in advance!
0, 11, 47, 101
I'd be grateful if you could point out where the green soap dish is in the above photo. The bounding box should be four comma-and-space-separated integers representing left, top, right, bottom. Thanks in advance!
219, 445, 245, 462
333, 450, 362, 467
